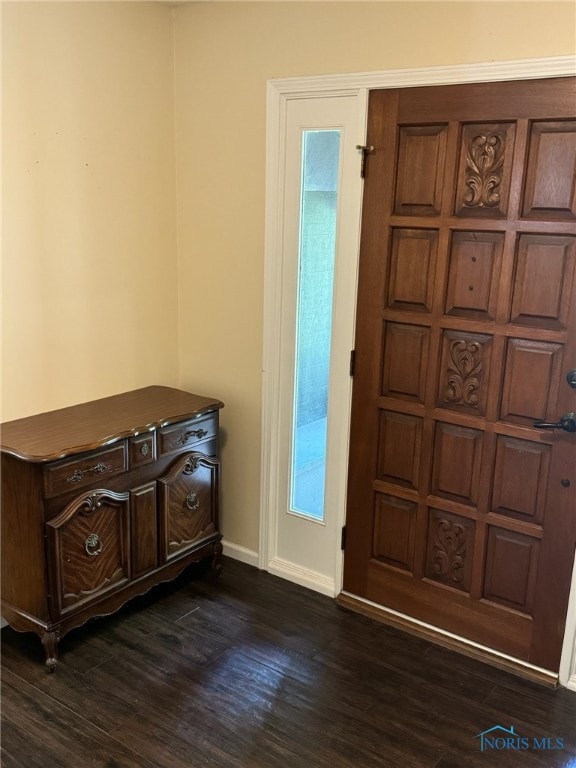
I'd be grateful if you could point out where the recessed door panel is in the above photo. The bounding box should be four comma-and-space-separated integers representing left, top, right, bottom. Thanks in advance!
431, 422, 483, 506
377, 411, 422, 490
445, 231, 503, 320
510, 234, 576, 330
373, 494, 417, 573
387, 228, 438, 313
522, 120, 576, 220
381, 323, 430, 403
492, 436, 550, 523
394, 125, 447, 216
483, 527, 540, 614
500, 339, 563, 425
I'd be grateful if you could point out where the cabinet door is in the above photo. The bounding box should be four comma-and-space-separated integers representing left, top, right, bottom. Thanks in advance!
46, 489, 130, 617
158, 452, 219, 562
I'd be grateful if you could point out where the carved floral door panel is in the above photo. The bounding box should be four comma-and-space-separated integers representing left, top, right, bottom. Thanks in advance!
342, 77, 576, 671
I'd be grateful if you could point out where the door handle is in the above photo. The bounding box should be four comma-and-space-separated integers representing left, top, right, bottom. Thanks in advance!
533, 412, 576, 432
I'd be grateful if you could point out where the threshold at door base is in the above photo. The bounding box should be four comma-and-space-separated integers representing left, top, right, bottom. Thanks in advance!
337, 591, 558, 688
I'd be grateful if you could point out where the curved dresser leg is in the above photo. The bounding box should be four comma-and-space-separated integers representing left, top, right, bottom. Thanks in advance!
211, 541, 223, 578
41, 631, 59, 673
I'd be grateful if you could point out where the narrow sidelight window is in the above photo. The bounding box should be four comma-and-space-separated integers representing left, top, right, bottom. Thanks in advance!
290, 130, 341, 522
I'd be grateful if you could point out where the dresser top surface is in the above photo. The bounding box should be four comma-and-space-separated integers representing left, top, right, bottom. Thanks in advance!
1, 386, 224, 463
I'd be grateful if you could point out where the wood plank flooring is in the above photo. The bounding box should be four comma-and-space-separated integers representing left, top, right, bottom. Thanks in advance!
2, 557, 575, 767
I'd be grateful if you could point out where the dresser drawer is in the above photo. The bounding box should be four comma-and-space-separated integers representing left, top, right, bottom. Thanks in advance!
44, 443, 128, 497
158, 414, 217, 457
129, 433, 156, 468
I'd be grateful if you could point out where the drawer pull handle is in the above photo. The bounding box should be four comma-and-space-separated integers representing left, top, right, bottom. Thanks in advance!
66, 462, 113, 484
176, 428, 208, 446
85, 533, 102, 557
139, 443, 150, 457
185, 492, 199, 510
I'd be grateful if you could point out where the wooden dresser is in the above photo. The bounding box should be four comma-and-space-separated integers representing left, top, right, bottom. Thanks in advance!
1, 386, 224, 671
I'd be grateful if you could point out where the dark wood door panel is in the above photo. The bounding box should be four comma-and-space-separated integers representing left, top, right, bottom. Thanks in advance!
500, 338, 564, 424
344, 77, 576, 672
394, 125, 448, 215
430, 422, 483, 506
377, 411, 423, 490
491, 435, 551, 523
510, 234, 576, 329
387, 228, 438, 313
381, 322, 431, 403
365, 560, 534, 660
522, 120, 576, 220
454, 122, 516, 218
444, 231, 504, 320
483, 526, 540, 613
394, 78, 576, 122
436, 331, 493, 415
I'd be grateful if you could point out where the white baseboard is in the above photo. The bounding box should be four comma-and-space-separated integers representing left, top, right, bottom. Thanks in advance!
566, 675, 576, 693
221, 543, 336, 597
222, 540, 259, 568
0, 617, 7, 629
267, 557, 336, 597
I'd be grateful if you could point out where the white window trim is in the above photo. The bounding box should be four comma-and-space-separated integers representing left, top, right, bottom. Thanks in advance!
261, 55, 576, 687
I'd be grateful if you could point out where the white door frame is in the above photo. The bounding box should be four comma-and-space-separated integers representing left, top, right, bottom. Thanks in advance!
260, 55, 576, 687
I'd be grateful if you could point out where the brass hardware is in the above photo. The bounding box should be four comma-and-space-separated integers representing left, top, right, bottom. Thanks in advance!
139, 443, 150, 457
176, 428, 208, 446
185, 492, 199, 511
66, 462, 113, 484
85, 533, 102, 557
567, 370, 576, 389
356, 145, 374, 178
533, 412, 576, 433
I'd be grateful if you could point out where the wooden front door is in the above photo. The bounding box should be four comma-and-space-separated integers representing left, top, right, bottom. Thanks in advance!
342, 77, 576, 672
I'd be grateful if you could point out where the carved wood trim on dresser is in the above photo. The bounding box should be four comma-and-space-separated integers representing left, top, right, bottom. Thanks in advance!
1, 386, 224, 671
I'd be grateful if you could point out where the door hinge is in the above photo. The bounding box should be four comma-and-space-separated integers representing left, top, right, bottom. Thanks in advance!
341, 525, 347, 550
356, 145, 374, 178
349, 350, 356, 377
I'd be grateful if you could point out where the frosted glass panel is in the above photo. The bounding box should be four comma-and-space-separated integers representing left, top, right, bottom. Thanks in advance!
290, 130, 341, 521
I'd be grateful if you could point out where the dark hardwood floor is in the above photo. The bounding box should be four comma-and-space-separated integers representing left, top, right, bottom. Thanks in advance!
2, 557, 575, 768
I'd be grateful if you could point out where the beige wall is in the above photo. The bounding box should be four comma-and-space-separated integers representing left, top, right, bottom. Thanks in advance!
173, 1, 576, 551
2, 1, 575, 554
1, 2, 179, 422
